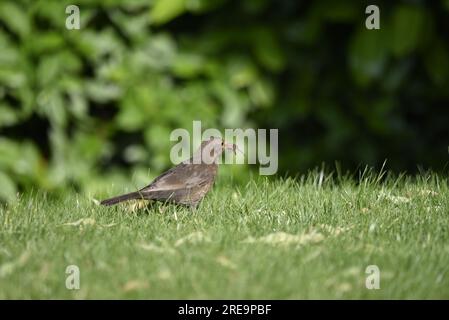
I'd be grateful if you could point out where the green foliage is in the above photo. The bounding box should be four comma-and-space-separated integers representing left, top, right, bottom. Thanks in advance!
0, 0, 266, 200
0, 1, 448, 201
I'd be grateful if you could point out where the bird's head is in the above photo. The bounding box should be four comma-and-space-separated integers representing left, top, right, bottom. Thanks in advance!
193, 137, 240, 164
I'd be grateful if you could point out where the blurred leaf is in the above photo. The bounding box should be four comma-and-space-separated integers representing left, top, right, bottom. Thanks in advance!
37, 51, 81, 87
0, 69, 27, 88
390, 5, 427, 56
124, 145, 148, 163
287, 18, 321, 45
252, 28, 285, 72
85, 81, 122, 103
17, 87, 34, 117
349, 28, 388, 86
0, 2, 30, 38
213, 82, 248, 127
37, 90, 67, 127
187, 0, 226, 12
116, 86, 157, 131
151, 0, 186, 25
75, 132, 103, 161
144, 125, 172, 171
15, 142, 41, 178
78, 30, 124, 62
37, 56, 62, 87
0, 139, 40, 178
109, 10, 150, 41
0, 35, 20, 65
29, 32, 64, 54
145, 125, 172, 150
68, 90, 88, 119
242, 0, 270, 14
382, 60, 410, 92
0, 138, 21, 171
141, 34, 177, 70
425, 40, 449, 87
228, 57, 257, 88
172, 53, 205, 78
34, 1, 69, 28
0, 171, 17, 202
313, 1, 359, 22
249, 79, 274, 107
0, 104, 18, 127
116, 102, 146, 131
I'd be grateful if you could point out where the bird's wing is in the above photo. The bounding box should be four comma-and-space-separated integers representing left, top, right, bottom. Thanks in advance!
139, 162, 216, 193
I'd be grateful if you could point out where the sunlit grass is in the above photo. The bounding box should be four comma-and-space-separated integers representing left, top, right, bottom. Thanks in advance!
0, 171, 448, 299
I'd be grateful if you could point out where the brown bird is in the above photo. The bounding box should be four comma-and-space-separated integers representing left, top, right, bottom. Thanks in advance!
100, 137, 237, 208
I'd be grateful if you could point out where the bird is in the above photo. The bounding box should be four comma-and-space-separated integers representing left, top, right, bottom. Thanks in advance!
100, 137, 237, 208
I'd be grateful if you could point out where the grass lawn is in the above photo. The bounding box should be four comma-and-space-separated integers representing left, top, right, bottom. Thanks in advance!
1, 172, 448, 299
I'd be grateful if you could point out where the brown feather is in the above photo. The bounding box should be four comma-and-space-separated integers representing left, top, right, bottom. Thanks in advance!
100, 137, 230, 208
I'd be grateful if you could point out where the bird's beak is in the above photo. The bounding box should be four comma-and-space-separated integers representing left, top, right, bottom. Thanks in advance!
224, 143, 243, 155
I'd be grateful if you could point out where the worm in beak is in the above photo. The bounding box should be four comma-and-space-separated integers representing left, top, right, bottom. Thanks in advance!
224, 143, 243, 155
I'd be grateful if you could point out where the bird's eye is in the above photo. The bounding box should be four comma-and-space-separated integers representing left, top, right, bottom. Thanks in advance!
221, 141, 224, 146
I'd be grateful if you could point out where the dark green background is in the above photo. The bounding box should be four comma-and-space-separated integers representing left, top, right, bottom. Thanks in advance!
1, 0, 448, 200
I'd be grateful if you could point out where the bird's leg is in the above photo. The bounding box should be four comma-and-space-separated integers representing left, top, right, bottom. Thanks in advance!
189, 202, 199, 211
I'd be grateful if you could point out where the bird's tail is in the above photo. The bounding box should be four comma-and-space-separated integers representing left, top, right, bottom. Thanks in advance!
100, 191, 144, 206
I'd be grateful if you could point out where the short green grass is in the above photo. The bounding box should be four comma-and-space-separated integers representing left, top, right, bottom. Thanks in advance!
1, 172, 449, 299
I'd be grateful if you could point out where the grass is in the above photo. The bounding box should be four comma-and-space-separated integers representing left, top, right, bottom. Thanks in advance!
0, 171, 448, 299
